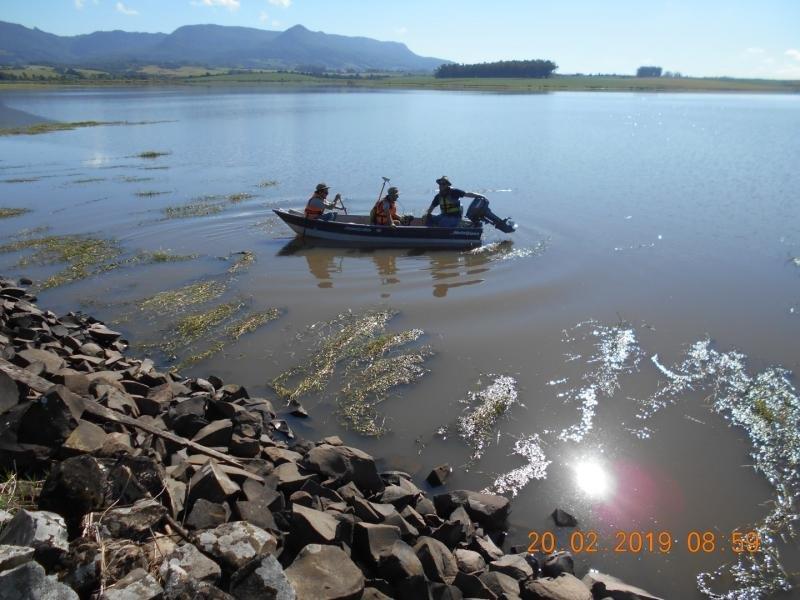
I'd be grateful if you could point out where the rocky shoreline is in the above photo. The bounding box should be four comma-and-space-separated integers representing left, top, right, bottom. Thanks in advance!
0, 276, 662, 600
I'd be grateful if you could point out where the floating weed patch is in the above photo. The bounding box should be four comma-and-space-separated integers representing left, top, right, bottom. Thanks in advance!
135, 190, 171, 198
162, 199, 224, 220
339, 349, 432, 436
633, 341, 800, 598
141, 166, 169, 171
137, 151, 170, 159
227, 192, 255, 203
227, 251, 255, 274
455, 375, 519, 462
174, 341, 227, 371
0, 234, 121, 289
554, 321, 641, 443
139, 279, 226, 314
136, 250, 197, 264
0, 121, 117, 136
485, 434, 550, 497
71, 178, 105, 184
226, 309, 281, 339
166, 300, 246, 355
119, 175, 154, 183
0, 208, 30, 219
257, 180, 278, 188
2, 177, 39, 184
271, 309, 397, 401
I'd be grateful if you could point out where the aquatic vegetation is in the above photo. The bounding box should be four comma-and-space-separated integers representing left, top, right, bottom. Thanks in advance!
139, 279, 227, 314
227, 251, 255, 273
0, 121, 117, 136
555, 321, 641, 442
136, 250, 197, 264
271, 309, 396, 400
0, 208, 30, 219
171, 300, 245, 348
119, 175, 154, 183
226, 309, 282, 339
135, 190, 171, 198
141, 166, 169, 171
227, 192, 255, 203
2, 177, 39, 184
71, 177, 105, 184
174, 341, 227, 371
456, 375, 519, 462
137, 151, 170, 159
271, 310, 431, 434
630, 340, 799, 598
257, 180, 278, 188
0, 234, 121, 289
339, 350, 431, 436
485, 434, 550, 497
162, 199, 224, 219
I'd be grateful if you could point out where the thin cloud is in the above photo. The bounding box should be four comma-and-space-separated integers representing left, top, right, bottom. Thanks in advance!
745, 47, 765, 55
75, 0, 85, 8
268, 0, 292, 8
116, 2, 138, 15
786, 49, 800, 62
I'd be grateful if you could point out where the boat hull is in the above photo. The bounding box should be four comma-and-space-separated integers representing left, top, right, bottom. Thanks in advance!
273, 209, 483, 249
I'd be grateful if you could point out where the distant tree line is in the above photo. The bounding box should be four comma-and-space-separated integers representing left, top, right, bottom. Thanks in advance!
435, 59, 558, 79
636, 66, 662, 77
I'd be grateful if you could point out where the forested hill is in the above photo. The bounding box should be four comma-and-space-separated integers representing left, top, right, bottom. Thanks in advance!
0, 21, 448, 72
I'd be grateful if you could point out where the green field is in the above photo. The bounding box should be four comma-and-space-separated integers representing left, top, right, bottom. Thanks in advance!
1, 66, 797, 93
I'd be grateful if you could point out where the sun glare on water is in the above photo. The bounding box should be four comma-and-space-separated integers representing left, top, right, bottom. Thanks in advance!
574, 458, 613, 498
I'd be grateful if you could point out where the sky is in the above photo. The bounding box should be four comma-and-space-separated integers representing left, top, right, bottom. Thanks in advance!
2, 0, 799, 79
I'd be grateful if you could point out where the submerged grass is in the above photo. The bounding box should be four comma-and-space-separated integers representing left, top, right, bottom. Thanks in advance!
456, 375, 519, 462
137, 151, 170, 159
3, 177, 39, 183
271, 309, 396, 401
139, 279, 226, 314
257, 180, 278, 188
119, 175, 154, 183
227, 251, 255, 274
172, 300, 245, 347
227, 192, 255, 203
0, 207, 30, 219
71, 177, 105, 184
226, 309, 281, 339
272, 309, 430, 435
162, 199, 224, 219
136, 250, 197, 264
0, 233, 121, 289
135, 190, 171, 197
0, 121, 117, 136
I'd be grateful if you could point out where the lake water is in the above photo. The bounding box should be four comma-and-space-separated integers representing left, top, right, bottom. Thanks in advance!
1, 87, 799, 598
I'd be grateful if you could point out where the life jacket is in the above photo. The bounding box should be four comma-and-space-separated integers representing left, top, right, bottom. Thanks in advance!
372, 199, 397, 225
437, 191, 462, 215
305, 195, 324, 219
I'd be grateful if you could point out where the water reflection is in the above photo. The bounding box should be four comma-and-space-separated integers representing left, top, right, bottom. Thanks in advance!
278, 239, 519, 297
573, 457, 613, 499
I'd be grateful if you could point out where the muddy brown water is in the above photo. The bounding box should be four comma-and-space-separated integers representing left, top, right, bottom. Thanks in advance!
1, 88, 799, 598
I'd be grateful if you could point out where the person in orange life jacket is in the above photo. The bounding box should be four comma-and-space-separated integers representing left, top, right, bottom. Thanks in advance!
424, 176, 486, 227
305, 183, 341, 220
371, 186, 402, 226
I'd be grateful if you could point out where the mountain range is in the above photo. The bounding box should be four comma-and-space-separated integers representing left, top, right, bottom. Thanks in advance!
0, 21, 447, 72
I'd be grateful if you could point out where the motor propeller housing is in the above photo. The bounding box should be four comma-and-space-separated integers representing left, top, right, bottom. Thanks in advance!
466, 197, 517, 233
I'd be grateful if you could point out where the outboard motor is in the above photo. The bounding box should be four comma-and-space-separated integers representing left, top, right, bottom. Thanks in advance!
466, 197, 517, 233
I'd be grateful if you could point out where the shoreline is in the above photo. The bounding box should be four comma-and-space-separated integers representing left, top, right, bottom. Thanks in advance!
1, 73, 798, 94
0, 274, 664, 599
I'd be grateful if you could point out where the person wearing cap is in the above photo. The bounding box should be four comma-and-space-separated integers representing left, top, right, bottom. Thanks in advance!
305, 183, 341, 220
371, 186, 403, 227
425, 176, 486, 227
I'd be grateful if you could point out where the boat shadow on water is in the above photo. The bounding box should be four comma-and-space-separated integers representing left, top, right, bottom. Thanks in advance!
276, 237, 519, 297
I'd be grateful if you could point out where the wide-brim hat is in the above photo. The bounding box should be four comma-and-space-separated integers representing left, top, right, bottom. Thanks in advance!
435, 176, 451, 186
315, 183, 329, 193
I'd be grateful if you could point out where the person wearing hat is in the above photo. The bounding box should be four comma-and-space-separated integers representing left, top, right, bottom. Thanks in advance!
425, 176, 486, 227
371, 186, 403, 227
305, 183, 341, 220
